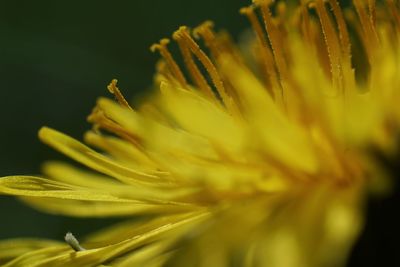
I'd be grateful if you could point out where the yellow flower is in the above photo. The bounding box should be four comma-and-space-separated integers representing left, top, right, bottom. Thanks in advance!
1, 0, 399, 266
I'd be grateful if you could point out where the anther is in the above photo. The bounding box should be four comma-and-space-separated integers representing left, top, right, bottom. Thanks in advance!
65, 232, 86, 252
173, 26, 233, 111
173, 27, 216, 100
313, 0, 344, 92
253, 0, 290, 105
193, 21, 214, 39
193, 21, 220, 55
387, 0, 400, 29
240, 5, 281, 98
107, 79, 133, 110
150, 38, 188, 87
257, 0, 290, 86
328, 0, 355, 90
353, 0, 379, 59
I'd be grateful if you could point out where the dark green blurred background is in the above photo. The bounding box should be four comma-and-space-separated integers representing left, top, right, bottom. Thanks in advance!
0, 0, 398, 266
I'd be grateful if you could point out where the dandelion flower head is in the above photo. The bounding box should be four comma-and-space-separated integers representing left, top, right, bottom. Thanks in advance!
1, 0, 400, 266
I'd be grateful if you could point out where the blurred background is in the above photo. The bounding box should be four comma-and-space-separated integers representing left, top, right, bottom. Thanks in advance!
0, 0, 398, 266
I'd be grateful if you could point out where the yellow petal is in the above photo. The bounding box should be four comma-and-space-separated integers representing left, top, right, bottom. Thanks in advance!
84, 212, 204, 246
38, 127, 164, 186
21, 196, 197, 217
97, 98, 218, 161
0, 176, 136, 202
42, 161, 199, 202
84, 131, 159, 172
159, 82, 246, 156
25, 211, 209, 267
0, 239, 62, 265
112, 242, 172, 267
3, 246, 68, 267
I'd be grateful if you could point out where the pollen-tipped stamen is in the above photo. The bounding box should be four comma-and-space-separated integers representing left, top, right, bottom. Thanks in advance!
107, 79, 133, 110
193, 21, 221, 59
173, 26, 235, 113
312, 0, 345, 94
387, 0, 400, 30
368, 0, 376, 26
328, 0, 355, 89
150, 39, 188, 87
353, 0, 379, 62
240, 5, 282, 100
87, 108, 141, 146
256, 0, 290, 88
173, 28, 216, 100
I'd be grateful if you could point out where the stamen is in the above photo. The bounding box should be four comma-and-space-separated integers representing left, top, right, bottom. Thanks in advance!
65, 232, 86, 252
300, 1, 333, 77
193, 22, 242, 64
327, 0, 351, 59
173, 26, 234, 112
87, 108, 141, 146
240, 6, 282, 99
299, 1, 314, 47
276, 1, 287, 21
328, 0, 355, 89
193, 21, 221, 59
193, 23, 245, 114
368, 0, 376, 26
173, 29, 216, 100
298, 1, 335, 83
150, 39, 188, 87
353, 0, 379, 61
107, 79, 133, 110
257, 0, 290, 86
387, 0, 400, 29
155, 60, 178, 84
313, 0, 344, 92
213, 30, 244, 63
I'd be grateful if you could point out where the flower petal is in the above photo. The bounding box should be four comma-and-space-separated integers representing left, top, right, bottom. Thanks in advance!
19, 211, 209, 267
0, 176, 134, 202
96, 98, 218, 161
42, 161, 200, 202
220, 56, 318, 174
0, 239, 62, 265
38, 127, 166, 186
159, 82, 246, 155
21, 197, 197, 217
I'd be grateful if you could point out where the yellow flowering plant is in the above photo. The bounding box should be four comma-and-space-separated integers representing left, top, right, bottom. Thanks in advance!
1, 0, 399, 266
